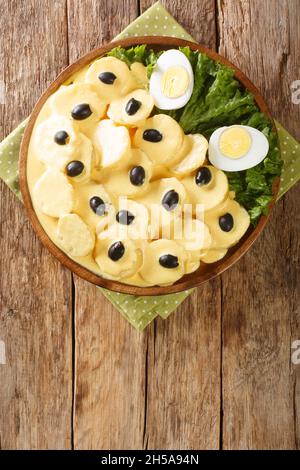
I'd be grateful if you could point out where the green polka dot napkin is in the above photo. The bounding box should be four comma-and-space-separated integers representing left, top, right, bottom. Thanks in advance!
0, 1, 299, 330
275, 120, 300, 198
114, 1, 195, 42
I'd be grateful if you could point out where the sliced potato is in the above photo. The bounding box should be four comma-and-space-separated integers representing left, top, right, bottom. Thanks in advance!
107, 89, 154, 127
73, 182, 115, 232
137, 177, 187, 238
150, 165, 173, 181
32, 169, 74, 218
101, 149, 152, 198
50, 83, 106, 134
176, 218, 212, 259
140, 239, 186, 286
33, 115, 81, 170
56, 213, 95, 257
182, 165, 229, 213
85, 56, 137, 102
171, 134, 208, 176
114, 199, 149, 241
92, 119, 130, 169
137, 177, 187, 214
201, 248, 228, 263
133, 114, 184, 165
185, 259, 200, 274
64, 133, 94, 184
95, 227, 142, 279
204, 198, 250, 249
169, 134, 192, 168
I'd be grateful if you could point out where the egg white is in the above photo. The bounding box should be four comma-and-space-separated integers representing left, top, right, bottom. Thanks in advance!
208, 125, 270, 172
149, 49, 194, 110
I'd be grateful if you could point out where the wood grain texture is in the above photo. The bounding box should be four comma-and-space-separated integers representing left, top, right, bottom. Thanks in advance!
67, 0, 139, 59
140, 0, 216, 48
0, 0, 72, 449
73, 281, 147, 450
218, 0, 300, 449
144, 283, 221, 450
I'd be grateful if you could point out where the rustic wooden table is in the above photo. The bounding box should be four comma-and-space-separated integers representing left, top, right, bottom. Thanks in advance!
0, 0, 299, 450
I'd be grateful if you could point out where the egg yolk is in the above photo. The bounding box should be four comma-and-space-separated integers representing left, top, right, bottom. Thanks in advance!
161, 66, 189, 98
219, 127, 252, 159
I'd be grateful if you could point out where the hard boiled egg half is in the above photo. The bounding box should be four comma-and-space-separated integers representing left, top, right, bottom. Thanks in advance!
209, 125, 269, 171
149, 50, 194, 110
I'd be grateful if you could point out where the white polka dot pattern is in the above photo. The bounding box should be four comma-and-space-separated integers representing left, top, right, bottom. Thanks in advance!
114, 1, 195, 43
275, 120, 300, 198
101, 286, 192, 330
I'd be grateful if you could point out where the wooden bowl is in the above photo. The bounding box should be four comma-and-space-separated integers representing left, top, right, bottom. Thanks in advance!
19, 36, 279, 296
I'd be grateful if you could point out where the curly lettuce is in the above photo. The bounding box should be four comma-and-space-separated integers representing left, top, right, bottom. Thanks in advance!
107, 45, 282, 225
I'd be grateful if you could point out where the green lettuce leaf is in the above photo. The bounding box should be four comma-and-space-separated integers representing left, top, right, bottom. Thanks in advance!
106, 46, 282, 226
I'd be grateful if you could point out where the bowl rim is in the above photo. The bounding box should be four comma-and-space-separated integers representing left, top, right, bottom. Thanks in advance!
19, 36, 279, 296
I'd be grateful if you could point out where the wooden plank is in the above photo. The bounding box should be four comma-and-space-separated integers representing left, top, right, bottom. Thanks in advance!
73, 281, 147, 449
67, 0, 149, 450
140, 0, 221, 450
218, 0, 300, 449
67, 0, 139, 58
144, 283, 221, 450
0, 0, 72, 449
141, 0, 216, 48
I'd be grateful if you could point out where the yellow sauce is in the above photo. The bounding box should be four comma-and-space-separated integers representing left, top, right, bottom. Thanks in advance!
27, 57, 250, 287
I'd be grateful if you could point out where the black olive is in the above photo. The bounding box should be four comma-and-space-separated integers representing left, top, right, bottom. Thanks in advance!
116, 210, 135, 225
162, 190, 179, 211
89, 196, 106, 216
129, 166, 145, 186
66, 160, 84, 177
125, 98, 142, 116
98, 71, 117, 84
159, 254, 179, 269
108, 241, 125, 261
143, 129, 163, 143
219, 213, 234, 232
71, 103, 92, 120
195, 167, 212, 186
54, 130, 69, 145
